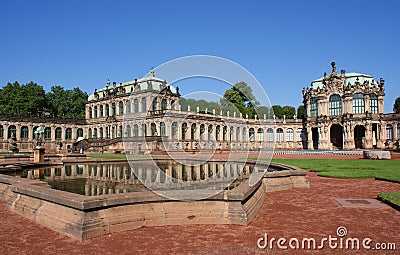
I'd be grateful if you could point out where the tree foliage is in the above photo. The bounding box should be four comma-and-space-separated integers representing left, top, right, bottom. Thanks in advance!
297, 105, 305, 119
394, 97, 400, 114
0, 81, 47, 115
220, 82, 259, 118
272, 105, 283, 119
0, 81, 87, 119
282, 105, 296, 119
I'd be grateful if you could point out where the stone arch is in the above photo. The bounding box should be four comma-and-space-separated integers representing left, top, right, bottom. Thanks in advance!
330, 124, 343, 149
354, 125, 366, 149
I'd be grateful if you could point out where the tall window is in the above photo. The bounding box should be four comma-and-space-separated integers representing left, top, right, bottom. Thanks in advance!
152, 98, 157, 111
257, 128, 264, 142
44, 127, 51, 140
286, 128, 294, 142
88, 107, 92, 118
142, 124, 146, 136
134, 99, 139, 113
99, 105, 103, 117
266, 128, 274, 142
296, 128, 303, 142
93, 128, 97, 138
133, 124, 139, 137
216, 125, 220, 141
99, 127, 103, 139
386, 124, 394, 140
126, 125, 131, 137
8, 125, 16, 139
329, 94, 342, 116
105, 104, 109, 117
161, 99, 167, 110
126, 100, 131, 114
0, 125, 3, 139
353, 93, 365, 114
65, 128, 72, 140
160, 122, 166, 136
20, 126, 28, 139
94, 106, 98, 118
119, 101, 124, 115
171, 122, 178, 139
223, 126, 227, 141
370, 94, 378, 114
142, 98, 147, 112
310, 97, 318, 117
112, 103, 116, 116
200, 124, 205, 140
276, 128, 284, 142
151, 123, 157, 136
191, 124, 196, 140
55, 127, 62, 139
182, 123, 187, 140
249, 128, 255, 141
208, 125, 213, 141
76, 128, 83, 138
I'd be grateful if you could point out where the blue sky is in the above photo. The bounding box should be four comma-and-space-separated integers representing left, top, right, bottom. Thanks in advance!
1, 0, 399, 112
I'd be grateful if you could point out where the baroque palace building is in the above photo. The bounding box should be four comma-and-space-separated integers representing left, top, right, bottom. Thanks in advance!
0, 63, 399, 153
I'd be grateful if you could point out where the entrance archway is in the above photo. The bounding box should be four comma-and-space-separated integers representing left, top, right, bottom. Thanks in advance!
330, 124, 343, 149
312, 127, 319, 150
354, 125, 366, 149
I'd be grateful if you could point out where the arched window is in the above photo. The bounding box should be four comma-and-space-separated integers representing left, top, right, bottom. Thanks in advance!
134, 99, 139, 113
112, 103, 116, 116
296, 128, 303, 142
329, 94, 342, 116
142, 124, 147, 136
216, 125, 221, 141
182, 123, 187, 140
266, 128, 274, 142
236, 127, 240, 141
353, 93, 365, 114
223, 126, 227, 141
386, 124, 394, 140
126, 125, 131, 137
44, 127, 51, 140
119, 101, 124, 115
152, 98, 157, 111
142, 97, 147, 112
0, 125, 3, 139
20, 126, 28, 139
94, 106, 98, 118
276, 128, 284, 142
370, 94, 378, 114
191, 123, 196, 140
8, 125, 16, 139
88, 107, 92, 118
160, 122, 166, 136
118, 125, 123, 137
242, 127, 247, 141
230, 127, 234, 141
170, 100, 175, 110
200, 124, 205, 141
99, 105, 103, 117
257, 128, 264, 142
55, 127, 62, 139
286, 128, 294, 142
65, 128, 72, 140
161, 99, 167, 111
105, 104, 110, 117
133, 124, 139, 137
93, 128, 97, 138
208, 125, 213, 141
171, 122, 178, 139
76, 128, 83, 138
249, 128, 255, 142
150, 123, 157, 136
99, 127, 103, 139
310, 97, 318, 117
126, 100, 131, 114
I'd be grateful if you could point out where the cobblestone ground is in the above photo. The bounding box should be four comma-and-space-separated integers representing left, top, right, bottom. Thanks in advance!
1, 170, 399, 254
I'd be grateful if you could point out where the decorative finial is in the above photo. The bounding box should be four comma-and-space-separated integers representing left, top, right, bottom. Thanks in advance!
331, 62, 336, 73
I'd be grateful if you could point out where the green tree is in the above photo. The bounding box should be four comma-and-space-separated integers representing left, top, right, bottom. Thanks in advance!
47, 86, 87, 119
0, 81, 47, 115
272, 105, 283, 119
221, 82, 259, 118
297, 105, 305, 119
282, 105, 296, 119
394, 97, 400, 113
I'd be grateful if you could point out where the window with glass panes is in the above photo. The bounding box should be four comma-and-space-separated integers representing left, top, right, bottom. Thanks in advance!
353, 93, 365, 114
310, 97, 318, 117
329, 94, 342, 116
370, 94, 378, 114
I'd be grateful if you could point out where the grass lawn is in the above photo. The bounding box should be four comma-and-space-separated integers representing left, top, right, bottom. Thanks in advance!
266, 158, 400, 207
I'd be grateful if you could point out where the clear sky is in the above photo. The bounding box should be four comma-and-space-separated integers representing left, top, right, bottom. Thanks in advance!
1, 0, 399, 112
